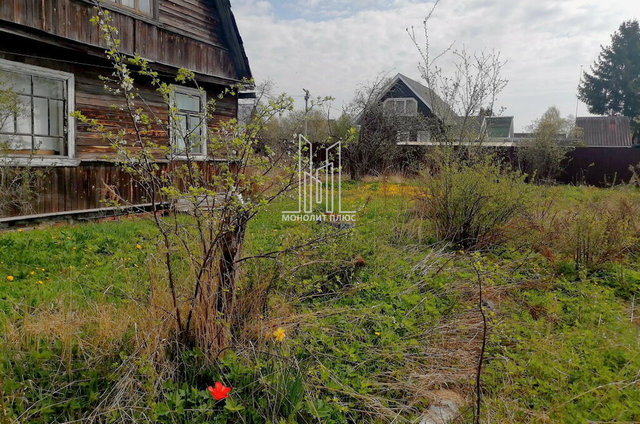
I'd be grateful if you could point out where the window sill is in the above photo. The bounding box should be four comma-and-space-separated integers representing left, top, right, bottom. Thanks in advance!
0, 156, 81, 167
171, 155, 209, 161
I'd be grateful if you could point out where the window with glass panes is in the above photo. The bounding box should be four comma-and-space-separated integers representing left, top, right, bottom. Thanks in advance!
171, 88, 206, 156
106, 0, 153, 16
383, 98, 418, 117
0, 69, 69, 156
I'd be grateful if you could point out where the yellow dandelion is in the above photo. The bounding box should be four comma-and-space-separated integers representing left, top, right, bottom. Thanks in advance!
136, 244, 142, 249
37, 280, 44, 285
273, 327, 286, 342
29, 271, 35, 275
374, 331, 381, 336
41, 268, 45, 272
72, 247, 76, 250
17, 229, 22, 233
6, 275, 14, 281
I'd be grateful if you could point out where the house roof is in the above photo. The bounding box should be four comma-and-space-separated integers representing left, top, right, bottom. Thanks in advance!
483, 116, 514, 138
214, 0, 252, 81
575, 116, 633, 147
383, 73, 456, 121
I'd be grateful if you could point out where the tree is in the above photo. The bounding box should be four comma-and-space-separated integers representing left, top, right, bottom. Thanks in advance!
408, 1, 507, 145
407, 0, 508, 164
517, 106, 581, 183
344, 75, 430, 179
578, 20, 640, 137
76, 8, 306, 355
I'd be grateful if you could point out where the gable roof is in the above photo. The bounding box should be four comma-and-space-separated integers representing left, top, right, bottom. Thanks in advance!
381, 73, 456, 121
482, 116, 514, 138
214, 0, 252, 81
575, 116, 633, 147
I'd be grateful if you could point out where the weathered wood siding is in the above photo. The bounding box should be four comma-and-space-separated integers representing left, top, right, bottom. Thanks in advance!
2, 161, 228, 218
31, 163, 151, 215
0, 42, 238, 160
159, 0, 223, 45
0, 0, 242, 81
0, 40, 237, 218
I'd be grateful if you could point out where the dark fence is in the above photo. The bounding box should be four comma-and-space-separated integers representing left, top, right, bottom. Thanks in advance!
396, 145, 640, 187
560, 147, 640, 186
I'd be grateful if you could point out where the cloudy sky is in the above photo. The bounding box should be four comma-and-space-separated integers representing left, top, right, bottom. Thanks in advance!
232, 0, 638, 131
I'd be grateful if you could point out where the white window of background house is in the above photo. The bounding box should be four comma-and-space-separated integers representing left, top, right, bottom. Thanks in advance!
0, 59, 74, 157
396, 131, 410, 143
170, 86, 207, 157
383, 98, 418, 117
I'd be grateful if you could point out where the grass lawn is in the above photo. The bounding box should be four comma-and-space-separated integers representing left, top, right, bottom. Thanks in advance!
1, 180, 640, 423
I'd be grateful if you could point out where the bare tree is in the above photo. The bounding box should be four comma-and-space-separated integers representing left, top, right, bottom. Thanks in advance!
0, 73, 46, 216
345, 74, 429, 179
407, 1, 508, 151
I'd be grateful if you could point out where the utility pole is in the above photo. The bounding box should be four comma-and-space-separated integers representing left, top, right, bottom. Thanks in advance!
303, 88, 310, 137
575, 65, 583, 119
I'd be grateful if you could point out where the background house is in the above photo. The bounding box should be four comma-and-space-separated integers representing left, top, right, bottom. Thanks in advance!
482, 116, 514, 140
575, 116, 633, 147
375, 74, 522, 146
376, 73, 453, 145
0, 0, 251, 218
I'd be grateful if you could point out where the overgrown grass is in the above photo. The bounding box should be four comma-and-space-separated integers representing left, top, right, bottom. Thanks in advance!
1, 180, 639, 423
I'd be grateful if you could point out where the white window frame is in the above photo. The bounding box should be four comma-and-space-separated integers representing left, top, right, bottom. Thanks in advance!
383, 97, 418, 117
396, 131, 410, 143
169, 85, 207, 160
0, 58, 75, 166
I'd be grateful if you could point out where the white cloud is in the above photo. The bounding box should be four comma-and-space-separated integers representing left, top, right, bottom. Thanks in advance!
232, 0, 639, 130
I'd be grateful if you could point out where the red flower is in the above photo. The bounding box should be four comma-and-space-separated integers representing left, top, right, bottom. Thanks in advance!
208, 382, 231, 400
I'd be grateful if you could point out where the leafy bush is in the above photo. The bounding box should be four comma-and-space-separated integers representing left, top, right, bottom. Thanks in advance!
415, 157, 529, 248
516, 106, 580, 183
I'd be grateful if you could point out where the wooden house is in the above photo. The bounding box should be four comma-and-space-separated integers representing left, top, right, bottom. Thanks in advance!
374, 73, 454, 145
374, 73, 512, 146
0, 0, 251, 219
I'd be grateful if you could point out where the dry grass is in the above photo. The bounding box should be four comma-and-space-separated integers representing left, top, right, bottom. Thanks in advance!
508, 187, 640, 269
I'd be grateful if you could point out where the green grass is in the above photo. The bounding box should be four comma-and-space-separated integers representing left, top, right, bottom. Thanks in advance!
1, 181, 639, 423
0, 218, 157, 315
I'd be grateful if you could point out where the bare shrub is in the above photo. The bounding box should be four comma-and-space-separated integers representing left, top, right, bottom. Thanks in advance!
415, 158, 529, 249
511, 188, 640, 270
0, 75, 46, 216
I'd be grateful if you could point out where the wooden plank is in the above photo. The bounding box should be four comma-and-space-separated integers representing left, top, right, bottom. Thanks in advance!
2, 0, 242, 80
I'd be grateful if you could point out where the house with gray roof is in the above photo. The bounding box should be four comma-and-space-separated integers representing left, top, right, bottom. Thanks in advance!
575, 116, 634, 147
373, 74, 521, 146
371, 73, 455, 145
